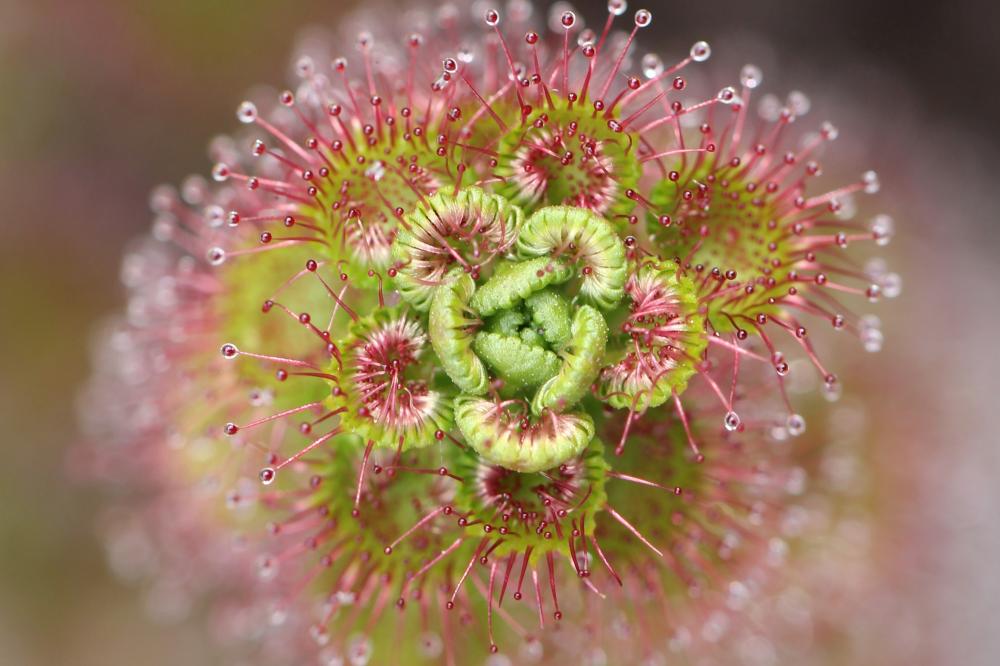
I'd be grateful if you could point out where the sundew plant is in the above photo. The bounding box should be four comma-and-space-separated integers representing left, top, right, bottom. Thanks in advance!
80, 2, 898, 664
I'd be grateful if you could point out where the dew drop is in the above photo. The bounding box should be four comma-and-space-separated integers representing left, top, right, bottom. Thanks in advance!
236, 101, 258, 124
823, 380, 842, 402
786, 414, 806, 437
211, 163, 230, 182
641, 53, 663, 79
724, 411, 741, 432
485, 8, 500, 26
740, 64, 763, 89
717, 86, 738, 104
207, 247, 227, 266
634, 9, 652, 26
786, 90, 811, 116
259, 467, 276, 485
690, 40, 711, 62
861, 326, 884, 353
608, 0, 627, 15
757, 93, 782, 122
862, 170, 881, 194
880, 272, 902, 298
870, 214, 895, 246
521, 637, 544, 662
561, 11, 577, 29
295, 55, 315, 78
256, 554, 279, 581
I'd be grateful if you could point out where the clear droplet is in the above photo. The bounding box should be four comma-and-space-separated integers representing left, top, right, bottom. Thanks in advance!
259, 467, 276, 485
634, 9, 652, 27
786, 414, 806, 437
211, 163, 230, 182
880, 272, 902, 298
207, 247, 227, 266
521, 637, 545, 662
870, 214, 895, 246
862, 169, 881, 194
608, 0, 627, 16
256, 555, 279, 581
236, 101, 258, 124
151, 216, 175, 242
823, 380, 842, 402
295, 55, 315, 78
724, 411, 741, 431
786, 90, 810, 116
757, 93, 782, 122
740, 64, 763, 89
641, 53, 663, 79
203, 205, 225, 228
861, 326, 884, 353
717, 86, 738, 104
690, 40, 711, 62
859, 314, 881, 332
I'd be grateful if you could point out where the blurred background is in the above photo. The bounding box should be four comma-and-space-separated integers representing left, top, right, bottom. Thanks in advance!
1, 0, 997, 664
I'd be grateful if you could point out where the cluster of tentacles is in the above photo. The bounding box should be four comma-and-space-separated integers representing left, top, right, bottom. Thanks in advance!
80, 2, 897, 665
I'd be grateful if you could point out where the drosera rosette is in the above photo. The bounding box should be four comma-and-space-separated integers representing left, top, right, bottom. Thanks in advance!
77, 0, 896, 663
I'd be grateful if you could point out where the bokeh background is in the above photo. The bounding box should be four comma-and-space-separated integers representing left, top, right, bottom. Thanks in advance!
1, 0, 997, 664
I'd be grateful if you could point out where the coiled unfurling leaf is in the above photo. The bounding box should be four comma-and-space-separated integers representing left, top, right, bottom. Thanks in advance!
523, 289, 573, 348
469, 256, 573, 317
393, 187, 522, 311
454, 395, 595, 473
517, 206, 627, 310
428, 271, 490, 396
472, 331, 561, 394
532, 305, 608, 414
